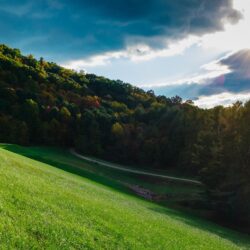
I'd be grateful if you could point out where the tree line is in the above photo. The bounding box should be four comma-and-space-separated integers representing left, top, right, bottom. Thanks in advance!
0, 44, 249, 228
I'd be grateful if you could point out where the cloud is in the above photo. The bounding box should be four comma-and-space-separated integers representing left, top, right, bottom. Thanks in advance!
200, 0, 250, 52
71, 0, 241, 38
0, 0, 241, 61
62, 36, 199, 68
62, 51, 125, 68
142, 54, 232, 88
149, 49, 250, 101
203, 49, 250, 95
0, 1, 33, 17
220, 49, 250, 79
194, 91, 250, 108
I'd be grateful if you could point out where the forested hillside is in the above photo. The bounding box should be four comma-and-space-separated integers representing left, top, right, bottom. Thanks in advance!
0, 44, 249, 228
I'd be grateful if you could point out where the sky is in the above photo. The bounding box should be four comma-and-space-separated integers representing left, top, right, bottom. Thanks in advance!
0, 0, 250, 108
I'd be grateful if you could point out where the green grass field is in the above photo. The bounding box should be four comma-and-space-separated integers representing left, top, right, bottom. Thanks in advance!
0, 144, 204, 202
0, 145, 249, 249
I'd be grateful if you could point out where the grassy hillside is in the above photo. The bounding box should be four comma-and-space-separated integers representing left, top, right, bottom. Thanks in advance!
0, 147, 249, 249
1, 144, 203, 202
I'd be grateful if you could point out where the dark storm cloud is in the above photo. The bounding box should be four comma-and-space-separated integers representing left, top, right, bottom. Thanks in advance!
0, 0, 241, 61
153, 50, 250, 99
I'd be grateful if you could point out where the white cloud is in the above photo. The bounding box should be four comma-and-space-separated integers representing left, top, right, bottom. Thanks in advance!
200, 0, 250, 52
128, 36, 199, 61
141, 53, 232, 88
62, 36, 200, 69
194, 91, 250, 108
62, 51, 125, 68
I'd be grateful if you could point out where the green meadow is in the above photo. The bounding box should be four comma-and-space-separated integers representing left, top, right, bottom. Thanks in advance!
0, 145, 249, 249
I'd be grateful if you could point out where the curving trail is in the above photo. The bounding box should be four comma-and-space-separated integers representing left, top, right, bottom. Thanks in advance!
70, 149, 202, 185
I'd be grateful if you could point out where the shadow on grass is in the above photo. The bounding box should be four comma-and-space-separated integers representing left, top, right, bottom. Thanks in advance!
149, 206, 250, 248
1, 144, 132, 196
1, 143, 250, 247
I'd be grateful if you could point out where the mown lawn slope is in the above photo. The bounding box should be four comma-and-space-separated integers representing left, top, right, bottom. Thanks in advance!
0, 147, 249, 249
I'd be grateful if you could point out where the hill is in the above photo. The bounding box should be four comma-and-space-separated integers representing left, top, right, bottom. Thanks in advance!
0, 144, 205, 212
0, 44, 250, 227
0, 146, 249, 249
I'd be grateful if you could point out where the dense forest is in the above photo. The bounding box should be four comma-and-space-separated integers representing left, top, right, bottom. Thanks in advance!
0, 44, 249, 228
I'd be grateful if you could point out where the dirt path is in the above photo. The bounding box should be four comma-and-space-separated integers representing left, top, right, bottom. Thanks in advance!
70, 149, 202, 185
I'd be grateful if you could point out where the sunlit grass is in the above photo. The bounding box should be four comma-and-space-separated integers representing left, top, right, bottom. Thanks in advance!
0, 147, 249, 249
